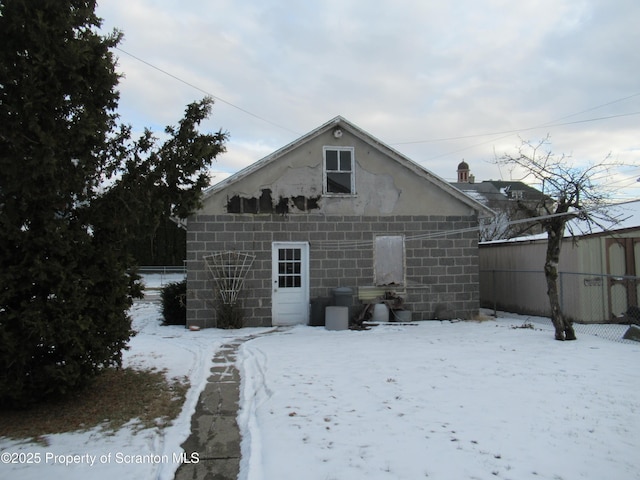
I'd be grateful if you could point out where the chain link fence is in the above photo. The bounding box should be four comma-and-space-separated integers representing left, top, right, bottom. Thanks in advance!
481, 269, 640, 344
500, 312, 638, 344
138, 265, 187, 300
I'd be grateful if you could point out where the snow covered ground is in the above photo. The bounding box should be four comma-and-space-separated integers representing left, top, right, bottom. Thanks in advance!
139, 273, 185, 289
0, 301, 271, 480
236, 316, 640, 480
2, 303, 639, 480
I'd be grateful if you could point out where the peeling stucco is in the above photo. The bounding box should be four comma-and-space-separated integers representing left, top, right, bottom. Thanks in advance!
200, 123, 484, 217
227, 188, 322, 214
351, 167, 400, 215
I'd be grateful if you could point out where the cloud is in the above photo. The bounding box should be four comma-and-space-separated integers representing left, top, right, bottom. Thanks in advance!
96, 0, 640, 200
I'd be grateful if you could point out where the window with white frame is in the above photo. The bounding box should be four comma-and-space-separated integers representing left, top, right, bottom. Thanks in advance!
323, 146, 355, 194
374, 235, 405, 286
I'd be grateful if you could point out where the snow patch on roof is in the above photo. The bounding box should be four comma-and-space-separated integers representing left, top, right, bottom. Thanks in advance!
481, 200, 640, 245
460, 189, 489, 205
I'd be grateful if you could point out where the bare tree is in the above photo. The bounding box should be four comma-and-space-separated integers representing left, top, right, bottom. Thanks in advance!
495, 136, 618, 341
479, 197, 549, 242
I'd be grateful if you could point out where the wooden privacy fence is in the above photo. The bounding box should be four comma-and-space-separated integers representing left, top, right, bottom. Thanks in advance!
480, 269, 639, 325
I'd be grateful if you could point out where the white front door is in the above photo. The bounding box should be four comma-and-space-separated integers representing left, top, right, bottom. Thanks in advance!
272, 242, 309, 326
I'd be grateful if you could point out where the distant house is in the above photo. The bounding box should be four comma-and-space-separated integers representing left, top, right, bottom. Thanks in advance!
451, 161, 549, 240
479, 200, 640, 323
186, 116, 492, 328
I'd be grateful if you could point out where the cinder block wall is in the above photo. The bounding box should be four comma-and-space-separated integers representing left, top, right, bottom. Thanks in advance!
186, 213, 479, 328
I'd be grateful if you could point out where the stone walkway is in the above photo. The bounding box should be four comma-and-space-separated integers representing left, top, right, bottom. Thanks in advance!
174, 339, 246, 480
174, 327, 281, 480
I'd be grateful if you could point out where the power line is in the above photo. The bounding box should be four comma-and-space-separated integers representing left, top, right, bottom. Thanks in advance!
114, 46, 638, 174
311, 199, 640, 250
392, 111, 640, 146
392, 91, 640, 149
605, 176, 640, 190
402, 106, 640, 167
115, 47, 301, 136
544, 92, 640, 123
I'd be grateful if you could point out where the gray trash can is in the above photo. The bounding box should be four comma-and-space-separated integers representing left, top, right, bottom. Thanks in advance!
325, 306, 349, 331
332, 287, 353, 307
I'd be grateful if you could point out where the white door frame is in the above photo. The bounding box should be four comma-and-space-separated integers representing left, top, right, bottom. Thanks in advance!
271, 241, 310, 326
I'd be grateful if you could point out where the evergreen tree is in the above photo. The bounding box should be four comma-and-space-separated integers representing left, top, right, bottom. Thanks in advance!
0, 0, 226, 407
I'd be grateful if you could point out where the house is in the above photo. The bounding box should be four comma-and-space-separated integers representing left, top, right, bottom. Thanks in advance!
450, 161, 550, 240
186, 116, 492, 328
479, 200, 640, 323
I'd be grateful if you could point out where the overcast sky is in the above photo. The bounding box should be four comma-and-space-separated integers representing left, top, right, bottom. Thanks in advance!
96, 0, 640, 201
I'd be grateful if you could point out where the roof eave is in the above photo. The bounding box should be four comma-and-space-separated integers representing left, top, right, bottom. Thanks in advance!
202, 115, 496, 218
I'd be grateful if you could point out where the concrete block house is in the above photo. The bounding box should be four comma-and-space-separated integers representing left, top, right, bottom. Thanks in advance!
186, 116, 492, 328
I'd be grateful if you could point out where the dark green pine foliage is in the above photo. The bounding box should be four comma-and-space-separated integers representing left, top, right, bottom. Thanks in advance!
161, 280, 187, 326
128, 217, 186, 266
0, 0, 226, 407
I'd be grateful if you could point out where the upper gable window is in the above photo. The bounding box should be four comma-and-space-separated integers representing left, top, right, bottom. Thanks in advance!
323, 146, 355, 195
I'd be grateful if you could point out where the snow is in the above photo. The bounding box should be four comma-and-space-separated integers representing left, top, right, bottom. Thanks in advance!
236, 317, 640, 480
139, 273, 185, 290
2, 305, 640, 480
482, 199, 640, 245
0, 301, 270, 480
461, 189, 489, 205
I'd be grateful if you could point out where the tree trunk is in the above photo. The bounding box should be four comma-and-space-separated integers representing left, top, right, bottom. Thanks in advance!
544, 220, 577, 341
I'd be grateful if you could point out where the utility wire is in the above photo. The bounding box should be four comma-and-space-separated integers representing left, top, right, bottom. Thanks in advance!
115, 46, 638, 193
115, 47, 301, 136
116, 46, 640, 149
392, 111, 640, 146
312, 199, 640, 250
400, 107, 640, 166
392, 93, 640, 164
392, 92, 640, 146
116, 45, 638, 164
544, 92, 640, 122
114, 41, 638, 233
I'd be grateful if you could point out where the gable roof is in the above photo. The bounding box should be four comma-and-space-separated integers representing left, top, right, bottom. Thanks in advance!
450, 181, 503, 206
203, 116, 493, 216
482, 180, 548, 201
450, 180, 548, 206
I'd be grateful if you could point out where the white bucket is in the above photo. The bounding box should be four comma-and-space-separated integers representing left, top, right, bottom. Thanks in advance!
372, 303, 389, 323
325, 306, 349, 331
